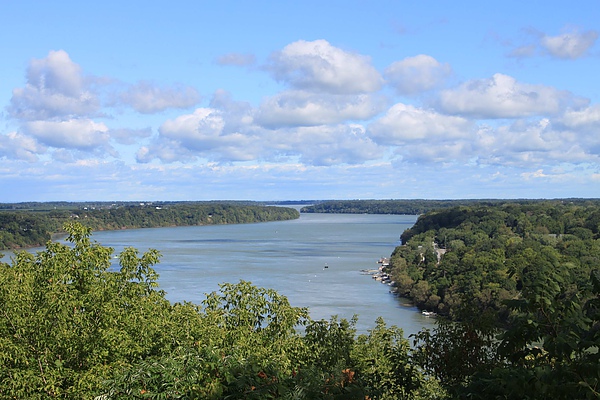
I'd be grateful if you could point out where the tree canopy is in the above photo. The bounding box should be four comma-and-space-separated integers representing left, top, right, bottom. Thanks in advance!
389, 202, 600, 320
300, 198, 600, 216
389, 202, 600, 398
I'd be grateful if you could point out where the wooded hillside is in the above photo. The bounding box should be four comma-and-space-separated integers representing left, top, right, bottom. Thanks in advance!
388, 201, 600, 321
0, 202, 299, 250
301, 198, 600, 215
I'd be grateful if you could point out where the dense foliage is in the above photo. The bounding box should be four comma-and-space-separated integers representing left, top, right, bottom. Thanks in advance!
0, 223, 439, 399
0, 212, 51, 250
2, 200, 599, 399
0, 203, 299, 250
389, 201, 600, 398
388, 201, 600, 319
300, 198, 600, 215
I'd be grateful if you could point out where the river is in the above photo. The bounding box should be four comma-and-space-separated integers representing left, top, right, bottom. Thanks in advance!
2, 212, 435, 336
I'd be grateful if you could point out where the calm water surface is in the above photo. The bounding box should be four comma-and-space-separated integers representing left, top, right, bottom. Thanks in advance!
4, 212, 435, 335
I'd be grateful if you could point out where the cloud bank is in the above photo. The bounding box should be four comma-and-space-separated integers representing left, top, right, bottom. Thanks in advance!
1, 31, 599, 200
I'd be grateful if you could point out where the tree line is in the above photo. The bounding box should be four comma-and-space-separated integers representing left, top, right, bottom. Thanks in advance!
301, 198, 600, 215
0, 203, 299, 250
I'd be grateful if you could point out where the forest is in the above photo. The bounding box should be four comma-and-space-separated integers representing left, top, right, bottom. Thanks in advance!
387, 200, 600, 398
301, 199, 490, 215
0, 202, 300, 250
388, 201, 600, 320
300, 198, 600, 215
1, 201, 599, 398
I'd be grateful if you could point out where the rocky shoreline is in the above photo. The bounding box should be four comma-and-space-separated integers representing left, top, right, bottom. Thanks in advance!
361, 257, 437, 317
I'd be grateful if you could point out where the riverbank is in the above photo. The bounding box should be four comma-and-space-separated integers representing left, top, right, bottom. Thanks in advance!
0, 203, 300, 251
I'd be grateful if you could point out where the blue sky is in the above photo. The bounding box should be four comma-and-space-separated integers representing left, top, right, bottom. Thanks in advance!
1, 1, 599, 201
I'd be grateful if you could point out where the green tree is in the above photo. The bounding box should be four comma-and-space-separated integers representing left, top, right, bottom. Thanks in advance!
0, 222, 165, 398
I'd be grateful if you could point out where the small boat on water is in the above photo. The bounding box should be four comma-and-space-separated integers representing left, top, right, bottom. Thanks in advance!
323, 263, 329, 269
421, 311, 436, 317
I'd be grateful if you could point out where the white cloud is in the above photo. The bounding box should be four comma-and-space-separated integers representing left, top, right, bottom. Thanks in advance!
384, 54, 452, 95
8, 50, 99, 121
27, 50, 85, 96
273, 124, 381, 166
437, 73, 587, 118
209, 90, 256, 134
556, 105, 600, 156
475, 118, 597, 167
255, 90, 386, 128
0, 132, 46, 162
541, 29, 598, 59
22, 119, 111, 151
488, 119, 555, 156
367, 103, 476, 164
159, 108, 225, 145
140, 108, 260, 163
3, 38, 599, 201
267, 39, 383, 94
138, 101, 383, 166
368, 104, 600, 167
368, 103, 473, 145
559, 105, 600, 130
136, 143, 197, 164
5, 50, 147, 160
397, 141, 474, 164
119, 81, 200, 113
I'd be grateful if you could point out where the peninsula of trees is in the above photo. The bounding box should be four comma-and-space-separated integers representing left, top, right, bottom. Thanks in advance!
0, 202, 299, 250
390, 201, 600, 398
387, 201, 600, 320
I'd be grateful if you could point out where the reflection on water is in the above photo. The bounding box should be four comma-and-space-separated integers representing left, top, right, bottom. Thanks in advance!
2, 212, 435, 335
